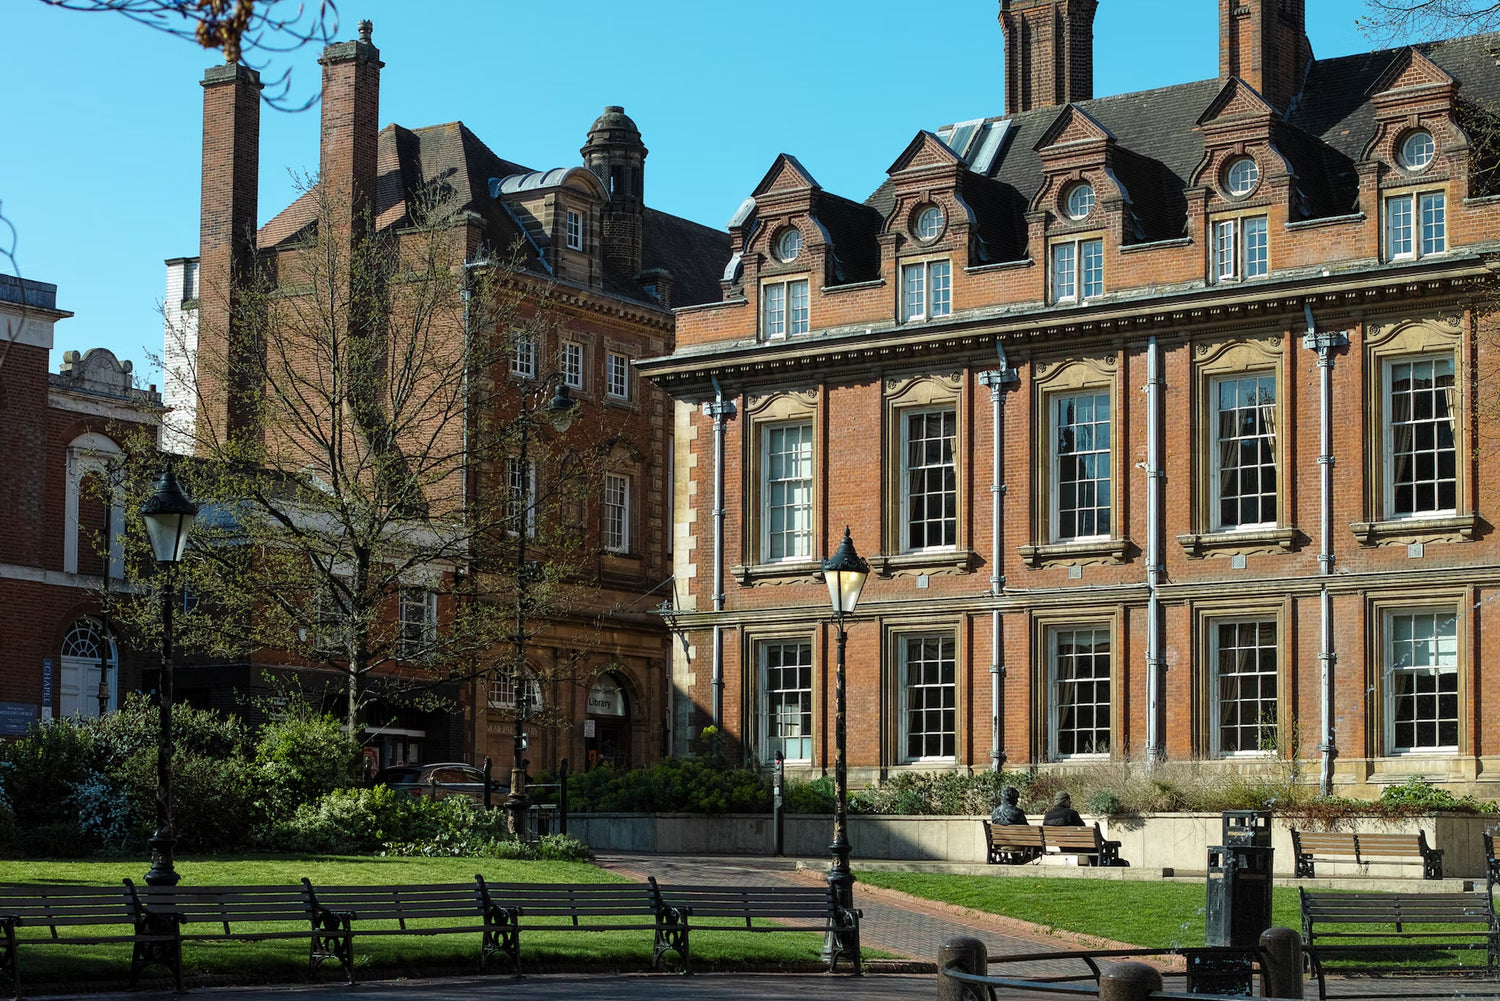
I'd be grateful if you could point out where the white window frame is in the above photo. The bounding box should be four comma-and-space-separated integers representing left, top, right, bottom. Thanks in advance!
900, 407, 957, 552
398, 588, 437, 660
562, 342, 585, 391
603, 472, 630, 553
1383, 353, 1457, 520
761, 278, 810, 339
1385, 190, 1446, 261
1051, 237, 1103, 303
489, 672, 544, 712
1212, 216, 1269, 282
901, 260, 952, 322
761, 422, 814, 563
1210, 373, 1277, 531
1051, 390, 1112, 542
606, 351, 631, 400
898, 633, 957, 763
760, 640, 813, 764
1208, 618, 1279, 758
1383, 607, 1459, 754
565, 210, 584, 251
506, 458, 536, 537
1047, 626, 1111, 760
511, 332, 537, 380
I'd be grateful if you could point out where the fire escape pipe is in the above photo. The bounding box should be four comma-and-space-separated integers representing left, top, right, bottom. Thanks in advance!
1303, 304, 1347, 797
704, 374, 736, 729
1145, 337, 1165, 766
978, 347, 1019, 773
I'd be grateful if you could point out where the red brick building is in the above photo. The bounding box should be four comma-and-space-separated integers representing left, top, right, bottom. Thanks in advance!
0, 274, 160, 731
640, 0, 1500, 796
166, 24, 726, 773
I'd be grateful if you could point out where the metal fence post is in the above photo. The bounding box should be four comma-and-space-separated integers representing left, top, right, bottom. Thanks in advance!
1099, 962, 1163, 1001
558, 757, 569, 836
1259, 926, 1304, 999
937, 937, 986, 1001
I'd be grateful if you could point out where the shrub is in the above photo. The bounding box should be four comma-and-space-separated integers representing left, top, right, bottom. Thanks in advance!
112, 747, 260, 853
785, 776, 835, 814
266, 785, 409, 854
253, 708, 364, 822
567, 757, 771, 814
0, 718, 96, 827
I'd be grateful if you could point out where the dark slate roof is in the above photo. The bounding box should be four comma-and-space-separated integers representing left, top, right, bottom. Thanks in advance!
258, 120, 729, 309
815, 192, 884, 283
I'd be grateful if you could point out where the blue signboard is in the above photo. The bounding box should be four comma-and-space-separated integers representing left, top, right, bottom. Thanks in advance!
0, 702, 38, 736
41, 658, 53, 712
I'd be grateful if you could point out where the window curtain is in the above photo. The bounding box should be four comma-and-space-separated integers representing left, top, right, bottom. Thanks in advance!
1390, 391, 1414, 491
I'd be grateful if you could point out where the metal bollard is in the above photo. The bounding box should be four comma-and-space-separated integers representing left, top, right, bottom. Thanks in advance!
1259, 926, 1304, 999
1099, 962, 1163, 1001
937, 937, 987, 1001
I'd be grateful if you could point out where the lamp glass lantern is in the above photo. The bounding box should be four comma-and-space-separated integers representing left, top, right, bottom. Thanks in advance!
141, 470, 198, 565
822, 527, 870, 616
544, 383, 578, 433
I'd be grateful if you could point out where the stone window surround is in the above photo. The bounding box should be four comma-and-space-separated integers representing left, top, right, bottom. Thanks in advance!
1366, 590, 1469, 761
1030, 607, 1121, 764
1192, 597, 1288, 760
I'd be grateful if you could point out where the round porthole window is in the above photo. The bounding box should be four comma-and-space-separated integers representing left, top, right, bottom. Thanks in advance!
1064, 182, 1095, 220
1226, 157, 1260, 197
773, 227, 802, 263
914, 204, 945, 241
1399, 130, 1436, 172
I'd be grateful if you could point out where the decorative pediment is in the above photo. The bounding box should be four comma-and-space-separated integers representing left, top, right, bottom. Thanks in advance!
1034, 104, 1115, 154
1367, 47, 1455, 99
1197, 78, 1277, 128
752, 153, 820, 197
887, 131, 966, 176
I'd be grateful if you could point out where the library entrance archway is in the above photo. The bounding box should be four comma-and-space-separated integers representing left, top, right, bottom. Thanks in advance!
585, 674, 630, 771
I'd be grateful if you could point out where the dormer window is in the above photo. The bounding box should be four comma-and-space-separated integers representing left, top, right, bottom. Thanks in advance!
1225, 157, 1260, 198
774, 227, 803, 263
1051, 238, 1103, 303
762, 279, 809, 338
1064, 182, 1095, 220
565, 210, 584, 250
914, 204, 945, 241
1399, 131, 1436, 173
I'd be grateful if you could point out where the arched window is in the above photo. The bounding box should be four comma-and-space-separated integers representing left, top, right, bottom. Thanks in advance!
59, 617, 118, 717
64, 433, 123, 577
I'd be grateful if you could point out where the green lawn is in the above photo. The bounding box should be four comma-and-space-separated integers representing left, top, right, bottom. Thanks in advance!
854, 870, 1305, 948
1, 856, 830, 988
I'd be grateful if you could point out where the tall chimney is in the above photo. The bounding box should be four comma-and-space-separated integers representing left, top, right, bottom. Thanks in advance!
999, 0, 1098, 115
1220, 0, 1313, 113
198, 57, 262, 449
318, 19, 383, 230
582, 106, 649, 282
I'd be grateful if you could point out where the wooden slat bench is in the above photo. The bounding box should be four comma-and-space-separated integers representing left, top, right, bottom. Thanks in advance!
1483, 832, 1500, 886
650, 879, 860, 975
982, 823, 1046, 865
1291, 828, 1443, 879
1299, 888, 1498, 998
124, 879, 350, 990
0, 882, 150, 1000
473, 878, 664, 975
1044, 823, 1124, 867
299, 880, 496, 976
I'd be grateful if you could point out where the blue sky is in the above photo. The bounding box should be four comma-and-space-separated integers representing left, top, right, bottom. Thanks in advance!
2, 1, 1391, 381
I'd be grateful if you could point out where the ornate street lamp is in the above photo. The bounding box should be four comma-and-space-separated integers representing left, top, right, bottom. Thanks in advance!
140, 467, 197, 887
503, 381, 577, 839
821, 526, 868, 965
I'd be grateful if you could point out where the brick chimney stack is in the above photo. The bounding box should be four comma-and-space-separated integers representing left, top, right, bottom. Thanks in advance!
582, 106, 648, 282
198, 56, 262, 448
1220, 0, 1313, 112
318, 19, 383, 230
999, 0, 1099, 115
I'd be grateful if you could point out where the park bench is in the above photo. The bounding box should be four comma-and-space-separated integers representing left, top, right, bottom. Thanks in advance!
0, 882, 152, 1000
1043, 823, 1124, 867
124, 879, 350, 990
298, 880, 495, 977
473, 877, 665, 975
1483, 832, 1500, 887
1299, 888, 1498, 999
1290, 828, 1443, 879
982, 822, 1046, 864
650, 879, 861, 975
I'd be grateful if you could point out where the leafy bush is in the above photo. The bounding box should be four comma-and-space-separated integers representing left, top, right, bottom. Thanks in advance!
253, 708, 364, 822
0, 719, 96, 826
266, 785, 409, 854
850, 771, 1022, 816
1377, 776, 1498, 814
784, 776, 835, 814
567, 757, 771, 814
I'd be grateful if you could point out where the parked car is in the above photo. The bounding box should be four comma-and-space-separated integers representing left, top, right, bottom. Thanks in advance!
373, 762, 507, 804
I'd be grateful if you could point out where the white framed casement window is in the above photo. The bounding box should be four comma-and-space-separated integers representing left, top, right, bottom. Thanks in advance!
900, 260, 952, 322
1385, 355, 1456, 519
1212, 373, 1277, 530
1384, 608, 1458, 753
606, 351, 630, 400
1048, 626, 1111, 759
603, 472, 630, 552
1052, 391, 1111, 541
511, 332, 537, 379
1211, 216, 1268, 282
760, 640, 813, 763
488, 673, 544, 712
1209, 619, 1278, 757
761, 278, 809, 339
899, 633, 956, 762
762, 422, 814, 562
562, 342, 585, 391
506, 458, 535, 537
398, 588, 437, 659
1385, 191, 1446, 260
565, 210, 584, 251
901, 408, 957, 551
1051, 237, 1103, 303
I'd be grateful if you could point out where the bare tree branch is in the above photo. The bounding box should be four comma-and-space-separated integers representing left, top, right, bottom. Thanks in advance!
1359, 0, 1500, 43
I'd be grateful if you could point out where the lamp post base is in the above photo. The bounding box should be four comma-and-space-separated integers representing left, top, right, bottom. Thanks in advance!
821, 837, 858, 971
144, 828, 180, 887
503, 794, 530, 841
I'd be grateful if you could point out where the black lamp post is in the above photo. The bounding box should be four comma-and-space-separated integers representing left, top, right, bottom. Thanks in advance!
503, 381, 577, 840
140, 468, 197, 887
820, 526, 868, 961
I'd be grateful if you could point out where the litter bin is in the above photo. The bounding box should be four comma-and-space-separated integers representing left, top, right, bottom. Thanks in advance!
1205, 843, 1274, 948
1221, 810, 1272, 849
